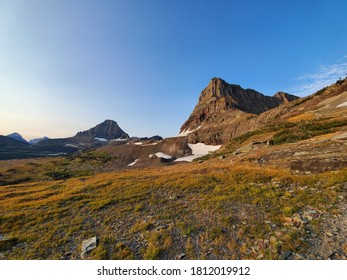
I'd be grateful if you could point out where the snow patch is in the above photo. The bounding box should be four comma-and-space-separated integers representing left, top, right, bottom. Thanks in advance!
95, 137, 108, 142
174, 143, 221, 162
149, 152, 172, 159
336, 101, 347, 108
65, 144, 78, 148
141, 142, 158, 146
155, 152, 172, 159
134, 142, 143, 145
48, 152, 67, 156
110, 138, 128, 142
128, 159, 139, 166
178, 125, 203, 137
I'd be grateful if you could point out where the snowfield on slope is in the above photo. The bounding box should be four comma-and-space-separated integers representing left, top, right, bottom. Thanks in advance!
149, 152, 172, 159
95, 137, 108, 142
178, 125, 203, 137
175, 143, 221, 162
336, 101, 347, 108
128, 159, 139, 166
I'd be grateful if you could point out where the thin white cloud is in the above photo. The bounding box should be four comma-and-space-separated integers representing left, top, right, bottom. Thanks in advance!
288, 60, 347, 96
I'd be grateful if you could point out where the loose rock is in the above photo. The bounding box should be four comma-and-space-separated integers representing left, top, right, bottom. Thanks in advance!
81, 236, 98, 258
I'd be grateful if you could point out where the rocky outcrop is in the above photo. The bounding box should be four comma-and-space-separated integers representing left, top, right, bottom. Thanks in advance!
274, 92, 298, 104
75, 120, 129, 140
181, 78, 298, 134
180, 78, 299, 144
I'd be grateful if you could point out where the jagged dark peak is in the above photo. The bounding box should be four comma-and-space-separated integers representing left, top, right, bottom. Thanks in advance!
180, 78, 299, 134
75, 119, 129, 140
192, 77, 299, 115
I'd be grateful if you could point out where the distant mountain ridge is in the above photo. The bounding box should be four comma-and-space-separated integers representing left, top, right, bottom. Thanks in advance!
7, 132, 28, 144
1, 120, 134, 159
29, 137, 49, 145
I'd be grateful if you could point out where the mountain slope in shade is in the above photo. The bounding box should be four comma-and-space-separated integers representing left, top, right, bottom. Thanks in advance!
29, 137, 49, 145
6, 133, 28, 144
75, 120, 129, 140
0, 135, 33, 160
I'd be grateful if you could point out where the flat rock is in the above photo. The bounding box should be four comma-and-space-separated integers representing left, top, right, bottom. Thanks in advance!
175, 252, 186, 260
81, 236, 98, 258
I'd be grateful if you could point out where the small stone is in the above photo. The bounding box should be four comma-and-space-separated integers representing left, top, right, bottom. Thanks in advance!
305, 215, 313, 221
256, 254, 264, 260
282, 250, 292, 260
61, 251, 73, 260
292, 213, 304, 227
294, 253, 305, 260
175, 253, 186, 260
155, 225, 167, 231
81, 236, 98, 258
325, 232, 333, 237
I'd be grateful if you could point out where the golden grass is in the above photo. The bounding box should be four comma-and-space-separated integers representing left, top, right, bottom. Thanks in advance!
287, 112, 315, 123
1, 160, 346, 260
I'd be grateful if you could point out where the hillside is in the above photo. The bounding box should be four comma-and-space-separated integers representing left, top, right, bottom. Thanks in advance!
0, 78, 346, 260
0, 157, 346, 260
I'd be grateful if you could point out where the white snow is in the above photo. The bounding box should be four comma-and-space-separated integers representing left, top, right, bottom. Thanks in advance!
154, 152, 172, 159
65, 144, 78, 148
48, 152, 67, 156
134, 142, 143, 145
128, 159, 139, 166
95, 137, 108, 142
110, 138, 127, 142
174, 143, 222, 162
336, 101, 347, 108
141, 142, 159, 146
177, 125, 203, 137
148, 152, 172, 159
174, 155, 199, 162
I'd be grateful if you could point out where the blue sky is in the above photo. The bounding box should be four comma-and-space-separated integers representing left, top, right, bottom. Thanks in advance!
1, 0, 347, 140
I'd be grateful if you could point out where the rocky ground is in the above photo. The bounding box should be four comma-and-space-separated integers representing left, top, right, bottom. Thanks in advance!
304, 186, 347, 260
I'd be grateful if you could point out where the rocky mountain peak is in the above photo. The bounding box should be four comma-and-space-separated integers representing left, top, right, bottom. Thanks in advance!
75, 120, 129, 140
181, 78, 299, 134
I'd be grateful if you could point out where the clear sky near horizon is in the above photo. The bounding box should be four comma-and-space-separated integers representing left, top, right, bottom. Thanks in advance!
1, 0, 347, 140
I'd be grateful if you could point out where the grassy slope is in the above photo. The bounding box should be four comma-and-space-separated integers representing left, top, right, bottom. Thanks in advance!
1, 160, 346, 260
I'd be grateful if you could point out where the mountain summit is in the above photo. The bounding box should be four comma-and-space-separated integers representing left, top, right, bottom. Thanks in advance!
75, 120, 129, 140
181, 78, 298, 134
